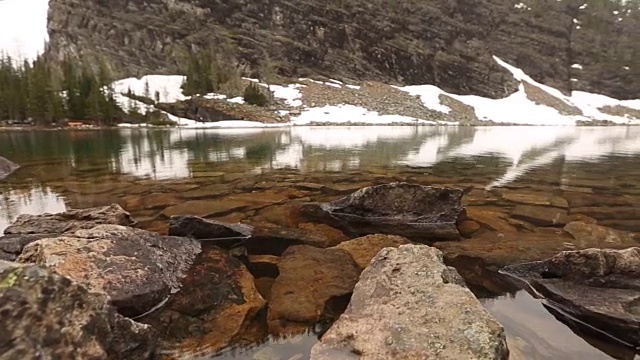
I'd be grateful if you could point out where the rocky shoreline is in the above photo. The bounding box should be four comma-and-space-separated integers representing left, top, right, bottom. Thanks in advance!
1, 182, 638, 359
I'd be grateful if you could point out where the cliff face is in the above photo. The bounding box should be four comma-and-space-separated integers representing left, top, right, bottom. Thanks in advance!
45, 0, 640, 99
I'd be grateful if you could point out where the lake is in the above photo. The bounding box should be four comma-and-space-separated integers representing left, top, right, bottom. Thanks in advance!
1, 125, 639, 359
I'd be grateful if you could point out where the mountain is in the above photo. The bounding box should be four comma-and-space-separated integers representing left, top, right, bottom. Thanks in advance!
45, 0, 640, 100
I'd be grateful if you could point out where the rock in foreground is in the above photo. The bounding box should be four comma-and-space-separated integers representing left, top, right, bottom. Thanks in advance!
0, 156, 19, 180
0, 260, 156, 359
311, 245, 509, 360
502, 247, 640, 348
318, 183, 464, 243
18, 225, 201, 317
4, 204, 134, 235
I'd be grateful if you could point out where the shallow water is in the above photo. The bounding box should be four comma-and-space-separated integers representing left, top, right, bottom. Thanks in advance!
1, 126, 639, 359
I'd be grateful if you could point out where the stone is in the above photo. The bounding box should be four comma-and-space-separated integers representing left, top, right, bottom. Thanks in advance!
466, 207, 517, 234
141, 245, 265, 357
333, 234, 411, 270
501, 248, 640, 348
563, 221, 637, 248
247, 254, 280, 278
142, 192, 182, 209
255, 277, 275, 301
254, 205, 308, 228
0, 234, 52, 261
0, 156, 19, 180
564, 192, 635, 208
161, 199, 249, 218
318, 183, 464, 242
4, 204, 134, 235
501, 191, 568, 208
457, 220, 482, 237
311, 245, 509, 360
17, 225, 201, 317
510, 205, 570, 227
297, 223, 349, 247
181, 184, 231, 200
168, 215, 252, 249
225, 191, 290, 208
0, 260, 156, 359
571, 206, 639, 221
268, 245, 360, 336
246, 224, 342, 256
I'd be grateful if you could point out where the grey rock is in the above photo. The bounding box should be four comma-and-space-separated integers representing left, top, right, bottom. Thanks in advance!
318, 183, 464, 243
0, 260, 156, 359
502, 247, 640, 348
17, 225, 201, 317
0, 234, 52, 261
311, 244, 509, 360
4, 204, 135, 235
0, 156, 19, 180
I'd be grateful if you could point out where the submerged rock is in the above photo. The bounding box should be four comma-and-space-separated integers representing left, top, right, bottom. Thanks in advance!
0, 260, 156, 359
168, 215, 252, 249
142, 245, 265, 357
3, 204, 134, 235
311, 244, 509, 360
17, 225, 201, 317
246, 224, 343, 255
502, 247, 640, 348
317, 183, 464, 243
268, 245, 360, 336
0, 156, 19, 180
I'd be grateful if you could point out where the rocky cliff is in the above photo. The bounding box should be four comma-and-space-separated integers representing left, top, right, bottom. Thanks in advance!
45, 0, 640, 99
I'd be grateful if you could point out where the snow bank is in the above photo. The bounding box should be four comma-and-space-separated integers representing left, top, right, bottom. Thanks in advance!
112, 75, 187, 103
291, 105, 437, 125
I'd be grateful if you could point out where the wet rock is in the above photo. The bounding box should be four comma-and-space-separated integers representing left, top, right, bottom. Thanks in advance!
246, 225, 342, 256
161, 199, 249, 218
571, 206, 639, 221
17, 225, 201, 317
0, 260, 156, 359
168, 215, 252, 249
311, 245, 508, 360
0, 234, 52, 261
510, 205, 570, 227
458, 219, 482, 237
564, 192, 635, 208
501, 247, 640, 348
255, 277, 276, 301
4, 204, 134, 235
466, 207, 517, 234
318, 183, 464, 243
247, 254, 280, 278
254, 205, 308, 228
142, 245, 265, 357
297, 223, 349, 246
0, 156, 19, 180
501, 191, 568, 208
334, 234, 411, 270
268, 245, 360, 336
564, 221, 637, 248
142, 192, 182, 209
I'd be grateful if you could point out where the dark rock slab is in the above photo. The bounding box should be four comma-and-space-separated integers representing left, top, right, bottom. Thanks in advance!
246, 224, 341, 256
502, 247, 640, 348
141, 245, 265, 357
0, 260, 156, 359
17, 225, 201, 317
168, 215, 252, 249
0, 156, 19, 180
0, 234, 52, 261
268, 245, 360, 336
4, 204, 135, 235
315, 183, 464, 243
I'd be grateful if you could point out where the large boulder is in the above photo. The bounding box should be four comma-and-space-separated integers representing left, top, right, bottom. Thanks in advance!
0, 260, 156, 359
17, 225, 201, 317
268, 245, 360, 336
0, 156, 19, 180
311, 245, 509, 360
141, 245, 265, 357
168, 215, 252, 249
315, 183, 464, 243
502, 247, 640, 348
3, 204, 134, 235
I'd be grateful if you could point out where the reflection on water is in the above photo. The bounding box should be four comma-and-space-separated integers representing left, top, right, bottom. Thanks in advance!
0, 186, 66, 232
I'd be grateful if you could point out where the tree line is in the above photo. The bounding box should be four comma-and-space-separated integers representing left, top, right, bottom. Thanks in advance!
0, 55, 123, 126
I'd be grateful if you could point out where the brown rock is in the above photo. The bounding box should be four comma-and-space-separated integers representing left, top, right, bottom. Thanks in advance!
226, 191, 290, 208
268, 245, 360, 336
17, 225, 201, 317
564, 192, 635, 208
255, 277, 275, 301
246, 225, 341, 255
571, 207, 639, 221
181, 184, 230, 200
334, 234, 411, 269
142, 245, 265, 357
466, 207, 517, 234
142, 193, 182, 209
511, 205, 570, 227
501, 191, 568, 208
4, 204, 134, 235
457, 220, 481, 237
0, 261, 156, 360
297, 223, 349, 247
161, 199, 248, 218
247, 254, 280, 278
563, 221, 637, 248
254, 205, 307, 228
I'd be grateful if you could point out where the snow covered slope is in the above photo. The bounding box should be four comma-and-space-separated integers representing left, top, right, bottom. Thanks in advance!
0, 0, 49, 62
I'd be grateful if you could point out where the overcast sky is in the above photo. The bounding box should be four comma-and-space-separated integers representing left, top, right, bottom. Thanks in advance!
0, 0, 49, 61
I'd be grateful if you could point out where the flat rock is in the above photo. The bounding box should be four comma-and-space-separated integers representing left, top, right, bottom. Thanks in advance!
311, 245, 508, 360
0, 260, 156, 359
466, 207, 517, 234
245, 224, 342, 256
142, 192, 183, 209
161, 199, 249, 218
564, 221, 637, 247
510, 205, 570, 227
168, 215, 252, 249
3, 204, 135, 235
502, 247, 640, 348
268, 245, 360, 336
0, 156, 19, 180
141, 245, 265, 357
571, 206, 639, 221
318, 183, 464, 242
564, 192, 635, 208
333, 234, 411, 270
501, 191, 568, 208
17, 225, 201, 317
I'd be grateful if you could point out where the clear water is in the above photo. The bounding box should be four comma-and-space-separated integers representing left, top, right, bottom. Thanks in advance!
1, 125, 639, 359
